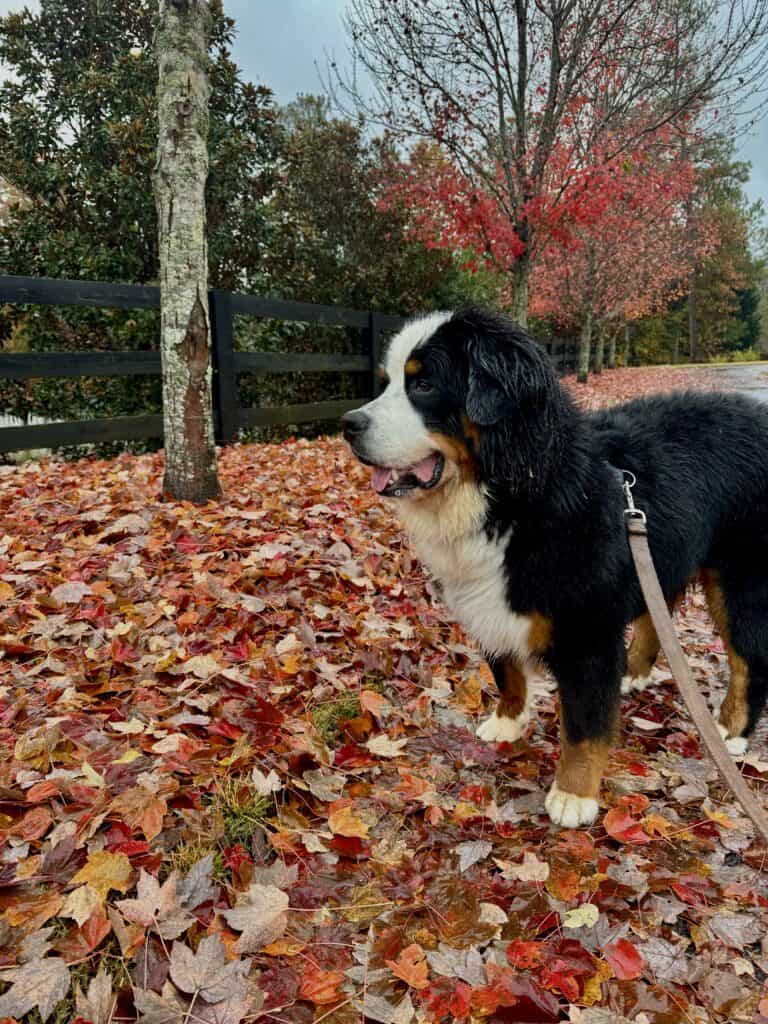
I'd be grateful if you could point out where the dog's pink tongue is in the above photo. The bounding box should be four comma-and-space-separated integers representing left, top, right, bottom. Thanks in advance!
371, 466, 393, 493
412, 453, 439, 483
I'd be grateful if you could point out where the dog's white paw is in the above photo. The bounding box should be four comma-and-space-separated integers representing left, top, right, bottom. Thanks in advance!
545, 783, 599, 828
621, 667, 666, 695
716, 720, 749, 758
477, 708, 529, 744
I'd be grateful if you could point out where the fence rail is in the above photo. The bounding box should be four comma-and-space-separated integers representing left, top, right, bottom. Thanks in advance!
0, 274, 578, 453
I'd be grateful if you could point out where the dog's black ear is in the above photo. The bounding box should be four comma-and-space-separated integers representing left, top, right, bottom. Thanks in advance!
465, 323, 554, 427
466, 343, 517, 426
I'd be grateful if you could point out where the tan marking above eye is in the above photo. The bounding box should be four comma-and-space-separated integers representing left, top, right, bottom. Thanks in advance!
404, 358, 422, 376
376, 367, 389, 381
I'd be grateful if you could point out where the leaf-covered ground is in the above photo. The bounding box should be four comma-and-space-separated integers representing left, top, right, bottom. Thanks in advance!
1, 365, 767, 1024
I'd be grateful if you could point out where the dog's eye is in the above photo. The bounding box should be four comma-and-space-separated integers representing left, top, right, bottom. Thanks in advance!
412, 379, 433, 395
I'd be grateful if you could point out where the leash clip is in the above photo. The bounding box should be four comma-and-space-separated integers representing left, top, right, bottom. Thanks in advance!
621, 470, 647, 526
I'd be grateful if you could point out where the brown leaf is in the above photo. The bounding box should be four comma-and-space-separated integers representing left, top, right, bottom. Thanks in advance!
134, 984, 186, 1024
75, 966, 115, 1024
169, 935, 249, 1002
115, 869, 194, 940
222, 883, 289, 953
110, 785, 168, 841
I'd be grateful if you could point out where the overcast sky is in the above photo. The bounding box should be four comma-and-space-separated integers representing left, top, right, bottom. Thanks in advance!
2, 0, 767, 209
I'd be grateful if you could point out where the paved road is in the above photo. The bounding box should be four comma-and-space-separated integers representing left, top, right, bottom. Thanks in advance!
706, 362, 768, 402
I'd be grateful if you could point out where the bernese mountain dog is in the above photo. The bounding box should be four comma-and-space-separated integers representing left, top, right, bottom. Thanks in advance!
342, 307, 768, 828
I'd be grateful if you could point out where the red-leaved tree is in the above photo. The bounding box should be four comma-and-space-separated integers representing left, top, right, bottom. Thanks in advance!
335, 0, 768, 325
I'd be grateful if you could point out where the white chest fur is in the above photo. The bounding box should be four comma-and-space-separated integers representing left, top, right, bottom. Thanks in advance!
411, 527, 534, 661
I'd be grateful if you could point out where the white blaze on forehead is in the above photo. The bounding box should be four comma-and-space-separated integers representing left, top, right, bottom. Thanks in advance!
384, 311, 452, 380
356, 311, 453, 471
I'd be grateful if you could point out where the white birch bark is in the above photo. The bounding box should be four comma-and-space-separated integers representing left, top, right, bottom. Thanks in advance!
154, 0, 221, 502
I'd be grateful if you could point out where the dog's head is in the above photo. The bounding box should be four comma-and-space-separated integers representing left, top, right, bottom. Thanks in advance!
342, 307, 566, 508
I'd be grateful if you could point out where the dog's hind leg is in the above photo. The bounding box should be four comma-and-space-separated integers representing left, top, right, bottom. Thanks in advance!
621, 595, 682, 695
545, 634, 623, 828
477, 655, 532, 743
702, 568, 768, 757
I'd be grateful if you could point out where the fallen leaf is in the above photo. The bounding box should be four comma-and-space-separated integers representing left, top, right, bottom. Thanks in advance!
386, 943, 430, 989
366, 734, 408, 757
169, 935, 249, 1001
110, 785, 168, 840
222, 883, 289, 953
115, 869, 194, 939
303, 769, 346, 802
497, 850, 550, 882
251, 766, 282, 795
61, 885, 103, 927
51, 580, 92, 604
71, 850, 133, 901
604, 938, 644, 981
0, 957, 71, 1022
456, 839, 493, 873
298, 963, 346, 1004
75, 966, 115, 1024
563, 903, 600, 929
177, 855, 217, 910
134, 984, 186, 1024
328, 800, 370, 837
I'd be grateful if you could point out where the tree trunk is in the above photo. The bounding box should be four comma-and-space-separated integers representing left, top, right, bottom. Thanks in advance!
577, 311, 592, 383
594, 321, 605, 374
688, 270, 699, 363
509, 258, 530, 329
607, 326, 617, 369
154, 0, 221, 503
672, 327, 680, 365
624, 322, 631, 366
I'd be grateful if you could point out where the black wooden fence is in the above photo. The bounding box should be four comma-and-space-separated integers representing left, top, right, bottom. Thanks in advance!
0, 275, 577, 454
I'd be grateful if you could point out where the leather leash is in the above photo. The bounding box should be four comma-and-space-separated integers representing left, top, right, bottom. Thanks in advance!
622, 472, 768, 849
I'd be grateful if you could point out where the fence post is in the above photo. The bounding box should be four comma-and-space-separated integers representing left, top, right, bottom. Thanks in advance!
209, 289, 240, 444
366, 311, 386, 399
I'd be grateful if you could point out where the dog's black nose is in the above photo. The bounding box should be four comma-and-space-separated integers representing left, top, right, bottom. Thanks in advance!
341, 409, 370, 440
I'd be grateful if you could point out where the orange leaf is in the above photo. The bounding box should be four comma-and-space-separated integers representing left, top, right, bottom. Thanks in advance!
386, 943, 430, 990
26, 780, 61, 804
3, 890, 62, 930
109, 785, 167, 841
328, 799, 369, 838
360, 689, 393, 719
12, 806, 52, 841
298, 964, 345, 1004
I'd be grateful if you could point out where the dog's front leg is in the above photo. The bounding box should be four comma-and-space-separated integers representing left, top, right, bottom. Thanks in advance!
545, 636, 623, 828
477, 653, 531, 743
